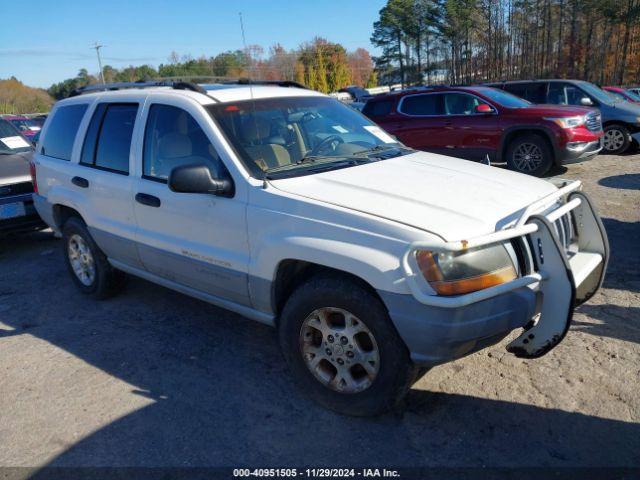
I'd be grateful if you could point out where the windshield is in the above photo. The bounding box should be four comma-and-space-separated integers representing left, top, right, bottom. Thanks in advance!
0, 119, 32, 154
624, 89, 640, 101
578, 81, 616, 105
607, 90, 627, 102
207, 96, 407, 178
474, 87, 531, 108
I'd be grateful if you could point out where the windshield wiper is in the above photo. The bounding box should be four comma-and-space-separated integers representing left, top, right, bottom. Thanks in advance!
352, 144, 414, 159
265, 155, 362, 174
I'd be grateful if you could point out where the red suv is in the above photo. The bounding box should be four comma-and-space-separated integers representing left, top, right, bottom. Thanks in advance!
362, 86, 603, 176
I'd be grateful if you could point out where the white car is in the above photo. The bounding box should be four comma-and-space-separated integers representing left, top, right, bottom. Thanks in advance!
32, 81, 608, 416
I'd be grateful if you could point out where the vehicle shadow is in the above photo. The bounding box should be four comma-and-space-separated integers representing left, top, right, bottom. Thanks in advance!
600, 218, 640, 294
573, 304, 640, 345
598, 173, 640, 190
0, 233, 638, 470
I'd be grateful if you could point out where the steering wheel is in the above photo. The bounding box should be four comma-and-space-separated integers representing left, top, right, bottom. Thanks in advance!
309, 135, 344, 156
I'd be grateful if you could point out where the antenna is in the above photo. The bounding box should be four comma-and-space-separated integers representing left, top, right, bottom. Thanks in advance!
91, 42, 106, 85
238, 13, 255, 95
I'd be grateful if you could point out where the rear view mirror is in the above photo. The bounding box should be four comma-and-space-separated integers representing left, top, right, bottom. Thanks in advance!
168, 164, 234, 197
580, 97, 594, 106
475, 103, 494, 114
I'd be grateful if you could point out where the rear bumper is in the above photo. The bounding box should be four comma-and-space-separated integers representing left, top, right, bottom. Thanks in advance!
33, 193, 59, 234
392, 181, 608, 366
0, 193, 45, 234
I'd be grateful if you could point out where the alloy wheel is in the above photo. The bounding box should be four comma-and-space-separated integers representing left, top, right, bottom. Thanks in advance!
603, 129, 625, 152
68, 234, 96, 286
299, 307, 380, 394
513, 143, 543, 172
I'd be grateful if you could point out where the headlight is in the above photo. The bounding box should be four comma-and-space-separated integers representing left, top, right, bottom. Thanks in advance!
415, 244, 517, 296
544, 116, 586, 129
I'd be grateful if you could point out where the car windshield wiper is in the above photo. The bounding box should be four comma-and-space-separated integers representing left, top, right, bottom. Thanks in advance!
352, 144, 414, 158
265, 155, 362, 174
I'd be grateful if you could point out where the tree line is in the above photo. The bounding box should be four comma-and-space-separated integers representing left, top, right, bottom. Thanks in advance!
47, 38, 377, 100
372, 0, 640, 87
0, 78, 53, 115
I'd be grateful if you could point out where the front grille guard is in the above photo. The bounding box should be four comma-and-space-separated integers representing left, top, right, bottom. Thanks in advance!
401, 180, 589, 309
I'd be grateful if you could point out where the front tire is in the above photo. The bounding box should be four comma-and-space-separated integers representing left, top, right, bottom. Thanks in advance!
62, 216, 125, 299
505, 134, 553, 177
278, 273, 417, 416
603, 124, 631, 154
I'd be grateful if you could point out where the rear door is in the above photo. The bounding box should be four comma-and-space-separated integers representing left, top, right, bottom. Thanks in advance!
75, 101, 143, 268
441, 92, 499, 161
131, 100, 251, 306
392, 93, 448, 152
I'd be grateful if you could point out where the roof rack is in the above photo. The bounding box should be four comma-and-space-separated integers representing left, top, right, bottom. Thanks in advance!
69, 81, 208, 97
224, 78, 308, 89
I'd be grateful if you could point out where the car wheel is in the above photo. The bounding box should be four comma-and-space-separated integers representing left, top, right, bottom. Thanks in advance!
62, 216, 125, 299
505, 134, 553, 177
603, 124, 631, 154
278, 273, 418, 416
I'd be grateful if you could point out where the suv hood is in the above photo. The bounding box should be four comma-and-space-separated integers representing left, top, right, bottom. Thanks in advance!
270, 152, 558, 241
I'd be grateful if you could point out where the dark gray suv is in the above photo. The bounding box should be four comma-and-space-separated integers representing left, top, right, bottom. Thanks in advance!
487, 79, 640, 154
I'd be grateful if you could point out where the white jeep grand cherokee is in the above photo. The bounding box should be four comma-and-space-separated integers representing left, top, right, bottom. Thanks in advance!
32, 81, 608, 416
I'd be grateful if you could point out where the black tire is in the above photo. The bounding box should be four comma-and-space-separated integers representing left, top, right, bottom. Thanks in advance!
505, 133, 553, 177
62, 216, 125, 299
603, 124, 632, 154
278, 273, 418, 416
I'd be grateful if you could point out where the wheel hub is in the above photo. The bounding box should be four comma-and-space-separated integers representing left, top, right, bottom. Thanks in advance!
68, 234, 96, 286
513, 143, 543, 172
299, 307, 380, 394
604, 129, 624, 151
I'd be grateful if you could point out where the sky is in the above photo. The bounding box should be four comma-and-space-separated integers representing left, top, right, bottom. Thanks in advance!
0, 0, 386, 89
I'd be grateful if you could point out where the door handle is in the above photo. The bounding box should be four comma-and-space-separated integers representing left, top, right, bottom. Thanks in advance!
71, 176, 89, 188
135, 193, 161, 208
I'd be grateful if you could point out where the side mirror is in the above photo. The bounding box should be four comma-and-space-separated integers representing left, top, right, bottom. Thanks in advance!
580, 97, 594, 106
475, 103, 494, 114
168, 164, 233, 197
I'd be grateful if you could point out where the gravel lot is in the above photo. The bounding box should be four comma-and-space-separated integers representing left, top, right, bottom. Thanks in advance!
0, 153, 638, 471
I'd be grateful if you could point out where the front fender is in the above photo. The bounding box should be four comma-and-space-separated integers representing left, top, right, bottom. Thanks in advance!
248, 234, 411, 314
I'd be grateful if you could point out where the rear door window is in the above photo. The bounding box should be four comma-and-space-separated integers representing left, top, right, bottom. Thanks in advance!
41, 104, 88, 160
81, 103, 138, 174
547, 83, 585, 105
399, 94, 443, 116
362, 100, 394, 118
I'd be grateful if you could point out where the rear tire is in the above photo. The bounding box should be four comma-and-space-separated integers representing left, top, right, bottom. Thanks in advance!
506, 134, 553, 177
278, 273, 418, 417
603, 124, 631, 154
62, 216, 125, 299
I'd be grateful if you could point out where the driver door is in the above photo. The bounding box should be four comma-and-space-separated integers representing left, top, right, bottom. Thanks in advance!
132, 102, 251, 306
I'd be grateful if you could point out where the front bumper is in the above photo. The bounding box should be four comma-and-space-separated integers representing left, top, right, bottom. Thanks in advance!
393, 180, 608, 365
559, 137, 603, 165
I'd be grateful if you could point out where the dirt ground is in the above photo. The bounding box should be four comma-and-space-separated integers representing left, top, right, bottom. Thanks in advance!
0, 153, 638, 471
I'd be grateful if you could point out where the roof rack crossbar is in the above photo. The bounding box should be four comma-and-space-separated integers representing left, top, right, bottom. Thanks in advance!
225, 78, 308, 89
69, 81, 208, 97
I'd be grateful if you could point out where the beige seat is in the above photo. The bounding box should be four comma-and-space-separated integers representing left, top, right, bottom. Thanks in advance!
241, 117, 291, 170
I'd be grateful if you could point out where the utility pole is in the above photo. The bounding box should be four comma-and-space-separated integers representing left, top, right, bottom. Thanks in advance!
92, 43, 106, 85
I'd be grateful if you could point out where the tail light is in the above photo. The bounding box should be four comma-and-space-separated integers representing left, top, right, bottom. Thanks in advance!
29, 159, 38, 194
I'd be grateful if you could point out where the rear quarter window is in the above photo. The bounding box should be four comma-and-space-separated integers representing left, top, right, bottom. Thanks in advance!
41, 104, 88, 160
